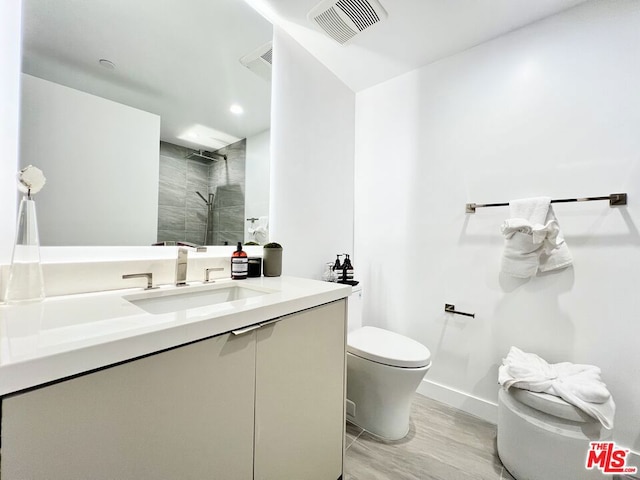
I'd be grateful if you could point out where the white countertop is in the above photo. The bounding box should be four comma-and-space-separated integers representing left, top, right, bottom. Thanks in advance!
0, 276, 350, 397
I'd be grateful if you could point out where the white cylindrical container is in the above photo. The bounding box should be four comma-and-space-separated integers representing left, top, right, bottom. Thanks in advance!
498, 388, 611, 480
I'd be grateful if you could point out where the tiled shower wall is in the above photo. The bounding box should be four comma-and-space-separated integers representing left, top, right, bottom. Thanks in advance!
157, 140, 246, 245
209, 139, 246, 245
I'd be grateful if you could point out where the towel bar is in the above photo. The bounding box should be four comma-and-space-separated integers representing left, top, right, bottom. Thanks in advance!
465, 193, 627, 214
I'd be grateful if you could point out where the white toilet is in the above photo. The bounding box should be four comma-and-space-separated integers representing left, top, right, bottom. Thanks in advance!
346, 286, 432, 440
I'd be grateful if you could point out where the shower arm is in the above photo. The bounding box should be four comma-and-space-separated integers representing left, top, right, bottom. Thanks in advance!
196, 191, 209, 204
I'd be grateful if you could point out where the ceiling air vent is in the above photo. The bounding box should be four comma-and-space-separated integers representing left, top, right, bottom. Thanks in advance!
240, 41, 272, 82
307, 0, 388, 45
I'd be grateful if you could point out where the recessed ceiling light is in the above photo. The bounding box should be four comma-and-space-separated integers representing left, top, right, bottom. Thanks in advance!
99, 59, 116, 70
178, 125, 241, 150
230, 104, 244, 115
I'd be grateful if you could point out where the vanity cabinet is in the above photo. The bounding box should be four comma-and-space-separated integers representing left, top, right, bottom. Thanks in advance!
1, 299, 346, 480
2, 330, 257, 479
255, 299, 346, 480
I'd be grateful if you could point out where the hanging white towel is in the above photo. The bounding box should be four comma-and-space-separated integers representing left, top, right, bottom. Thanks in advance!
498, 346, 615, 429
248, 216, 269, 245
500, 197, 572, 278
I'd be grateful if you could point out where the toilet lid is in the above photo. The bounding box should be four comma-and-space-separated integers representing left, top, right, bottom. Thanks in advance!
347, 326, 431, 368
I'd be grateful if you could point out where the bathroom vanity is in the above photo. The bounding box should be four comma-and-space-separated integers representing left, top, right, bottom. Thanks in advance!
0, 276, 350, 480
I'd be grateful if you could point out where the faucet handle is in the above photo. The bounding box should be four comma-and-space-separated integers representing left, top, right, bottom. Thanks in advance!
122, 273, 158, 290
205, 267, 225, 283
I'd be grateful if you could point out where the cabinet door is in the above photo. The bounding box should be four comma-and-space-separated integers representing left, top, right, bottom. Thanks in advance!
2, 332, 256, 480
254, 300, 346, 480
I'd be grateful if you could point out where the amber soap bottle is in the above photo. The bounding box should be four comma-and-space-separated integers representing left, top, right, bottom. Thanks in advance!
231, 242, 248, 280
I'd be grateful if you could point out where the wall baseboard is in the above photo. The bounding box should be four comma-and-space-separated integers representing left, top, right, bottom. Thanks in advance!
416, 379, 498, 425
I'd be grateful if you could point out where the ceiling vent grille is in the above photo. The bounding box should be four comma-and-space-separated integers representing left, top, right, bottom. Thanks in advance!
308, 0, 387, 45
239, 41, 272, 82
260, 47, 273, 65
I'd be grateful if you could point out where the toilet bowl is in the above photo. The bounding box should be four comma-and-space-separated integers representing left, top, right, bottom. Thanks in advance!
345, 287, 431, 439
498, 387, 612, 480
346, 326, 431, 440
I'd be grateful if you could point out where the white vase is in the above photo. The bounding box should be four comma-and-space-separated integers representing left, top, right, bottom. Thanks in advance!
4, 196, 45, 303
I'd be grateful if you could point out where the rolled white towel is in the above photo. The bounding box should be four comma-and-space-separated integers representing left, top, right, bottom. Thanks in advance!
500, 197, 572, 278
500, 217, 562, 278
248, 216, 269, 244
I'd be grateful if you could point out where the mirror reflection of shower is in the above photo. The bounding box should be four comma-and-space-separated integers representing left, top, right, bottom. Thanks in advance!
157, 140, 249, 246
196, 191, 215, 245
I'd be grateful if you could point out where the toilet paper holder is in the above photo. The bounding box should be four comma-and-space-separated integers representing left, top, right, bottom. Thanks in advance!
444, 304, 475, 318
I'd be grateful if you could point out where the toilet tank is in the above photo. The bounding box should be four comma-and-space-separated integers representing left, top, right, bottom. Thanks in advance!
347, 285, 363, 333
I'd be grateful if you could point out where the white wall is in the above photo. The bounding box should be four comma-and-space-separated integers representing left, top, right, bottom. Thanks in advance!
20, 75, 160, 246
270, 28, 355, 279
0, 0, 22, 265
245, 128, 271, 240
355, 0, 640, 453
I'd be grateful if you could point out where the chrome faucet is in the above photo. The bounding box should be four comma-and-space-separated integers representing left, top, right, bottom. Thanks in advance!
122, 272, 157, 290
205, 267, 224, 283
176, 241, 207, 252
176, 247, 189, 286
175, 244, 208, 286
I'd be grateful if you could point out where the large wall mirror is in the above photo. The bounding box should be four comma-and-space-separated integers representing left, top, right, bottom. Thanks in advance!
19, 0, 272, 247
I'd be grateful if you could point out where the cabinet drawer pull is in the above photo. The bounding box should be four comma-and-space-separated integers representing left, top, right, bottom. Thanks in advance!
259, 318, 282, 328
231, 324, 262, 336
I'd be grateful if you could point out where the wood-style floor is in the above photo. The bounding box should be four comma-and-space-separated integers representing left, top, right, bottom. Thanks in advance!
344, 394, 639, 480
344, 394, 512, 480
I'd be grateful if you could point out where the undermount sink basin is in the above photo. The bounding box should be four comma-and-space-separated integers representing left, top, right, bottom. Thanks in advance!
124, 283, 276, 315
